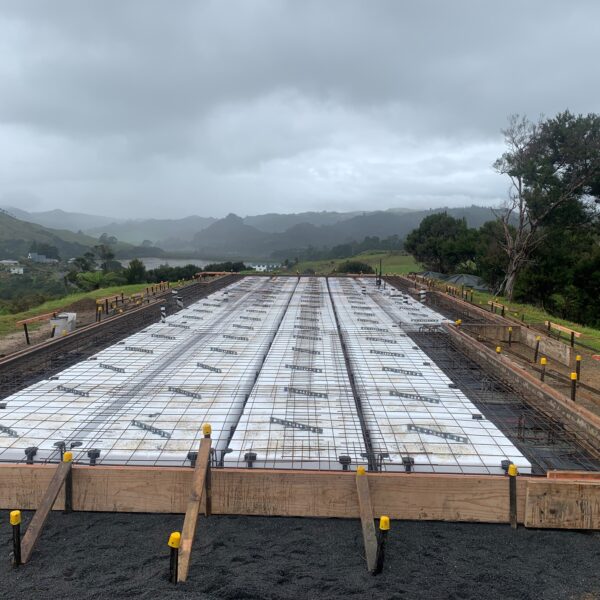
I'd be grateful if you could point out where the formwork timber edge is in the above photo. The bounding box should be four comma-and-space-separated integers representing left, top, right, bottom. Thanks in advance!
1, 463, 600, 530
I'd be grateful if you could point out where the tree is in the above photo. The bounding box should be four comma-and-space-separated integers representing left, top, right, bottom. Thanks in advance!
493, 112, 600, 299
94, 244, 115, 272
124, 258, 147, 284
336, 260, 375, 274
72, 251, 97, 272
29, 241, 60, 259
474, 220, 510, 291
99, 233, 118, 245
404, 213, 477, 273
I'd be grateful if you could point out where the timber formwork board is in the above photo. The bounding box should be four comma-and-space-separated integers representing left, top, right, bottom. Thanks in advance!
1, 464, 599, 530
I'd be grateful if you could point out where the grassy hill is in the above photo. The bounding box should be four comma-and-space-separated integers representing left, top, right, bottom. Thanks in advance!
0, 209, 99, 259
291, 251, 421, 275
0, 210, 164, 260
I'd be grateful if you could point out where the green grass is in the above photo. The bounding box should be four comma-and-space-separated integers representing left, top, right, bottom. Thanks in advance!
470, 289, 600, 353
290, 252, 421, 276
424, 279, 600, 353
0, 283, 155, 337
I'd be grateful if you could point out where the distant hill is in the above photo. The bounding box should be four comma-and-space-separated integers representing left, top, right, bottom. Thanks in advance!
0, 210, 165, 260
243, 210, 362, 233
1, 206, 119, 232
85, 215, 217, 246
0, 209, 98, 259
1, 204, 499, 259
192, 205, 498, 258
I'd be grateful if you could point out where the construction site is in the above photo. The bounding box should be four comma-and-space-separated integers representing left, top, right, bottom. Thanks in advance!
1, 273, 599, 598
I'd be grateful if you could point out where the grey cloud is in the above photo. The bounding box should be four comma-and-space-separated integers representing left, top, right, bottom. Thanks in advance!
0, 1, 599, 218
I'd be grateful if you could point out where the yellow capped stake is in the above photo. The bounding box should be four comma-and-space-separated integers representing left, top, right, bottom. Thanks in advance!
576, 355, 582, 362
571, 372, 578, 381
202, 422, 212, 437
535, 335, 541, 341
357, 465, 366, 475
508, 463, 518, 477
379, 516, 390, 531
10, 510, 21, 526
540, 357, 547, 365
495, 346, 502, 354
168, 531, 181, 549
63, 451, 73, 462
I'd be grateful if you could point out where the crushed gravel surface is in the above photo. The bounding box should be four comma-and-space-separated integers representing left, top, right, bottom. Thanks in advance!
1, 511, 600, 599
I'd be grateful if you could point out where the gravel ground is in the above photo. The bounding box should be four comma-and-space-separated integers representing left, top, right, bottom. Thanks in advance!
1, 511, 600, 600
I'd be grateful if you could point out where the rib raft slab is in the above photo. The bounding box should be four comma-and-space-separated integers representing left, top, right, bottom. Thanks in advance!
0, 276, 530, 474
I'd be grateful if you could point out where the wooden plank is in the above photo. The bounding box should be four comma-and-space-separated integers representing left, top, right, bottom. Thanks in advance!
178, 437, 211, 582
547, 470, 600, 481
544, 321, 582, 337
525, 479, 600, 529
0, 465, 527, 523
355, 471, 377, 572
16, 312, 56, 326
20, 461, 72, 563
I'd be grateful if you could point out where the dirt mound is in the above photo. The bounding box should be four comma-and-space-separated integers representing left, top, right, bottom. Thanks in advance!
62, 297, 97, 314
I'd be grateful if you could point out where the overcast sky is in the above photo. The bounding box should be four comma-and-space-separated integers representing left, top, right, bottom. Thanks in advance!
0, 1, 599, 219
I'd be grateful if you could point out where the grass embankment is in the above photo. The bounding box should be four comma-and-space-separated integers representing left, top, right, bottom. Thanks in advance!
292, 252, 421, 275
469, 289, 600, 353
420, 277, 600, 354
0, 283, 153, 337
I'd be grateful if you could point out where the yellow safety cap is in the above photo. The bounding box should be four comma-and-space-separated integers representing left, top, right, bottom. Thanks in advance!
508, 463, 518, 477
202, 422, 212, 436
10, 510, 21, 526
570, 372, 578, 381
356, 466, 366, 475
576, 355, 582, 362
508, 327, 513, 332
495, 346, 502, 354
535, 336, 541, 341
168, 531, 181, 549
63, 451, 73, 462
379, 516, 390, 531
540, 357, 547, 365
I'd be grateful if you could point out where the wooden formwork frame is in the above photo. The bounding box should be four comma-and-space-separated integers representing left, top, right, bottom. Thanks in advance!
1, 464, 599, 530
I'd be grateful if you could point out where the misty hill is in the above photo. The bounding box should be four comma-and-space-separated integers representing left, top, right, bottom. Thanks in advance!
85, 215, 217, 246
192, 205, 498, 258
193, 214, 270, 256
244, 210, 363, 233
0, 209, 99, 259
0, 210, 166, 260
1, 206, 119, 232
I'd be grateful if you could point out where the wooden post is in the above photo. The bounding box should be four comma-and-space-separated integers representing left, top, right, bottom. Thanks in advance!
355, 467, 377, 573
23, 323, 30, 345
178, 435, 212, 582
20, 460, 72, 563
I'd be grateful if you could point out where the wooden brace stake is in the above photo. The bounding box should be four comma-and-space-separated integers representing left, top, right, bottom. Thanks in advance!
20, 461, 72, 563
177, 436, 212, 582
355, 468, 378, 572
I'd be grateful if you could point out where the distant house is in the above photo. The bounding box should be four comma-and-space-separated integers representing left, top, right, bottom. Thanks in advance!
27, 252, 59, 264
0, 260, 24, 275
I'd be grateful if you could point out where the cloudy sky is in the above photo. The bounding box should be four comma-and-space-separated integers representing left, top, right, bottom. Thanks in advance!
0, 1, 599, 219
